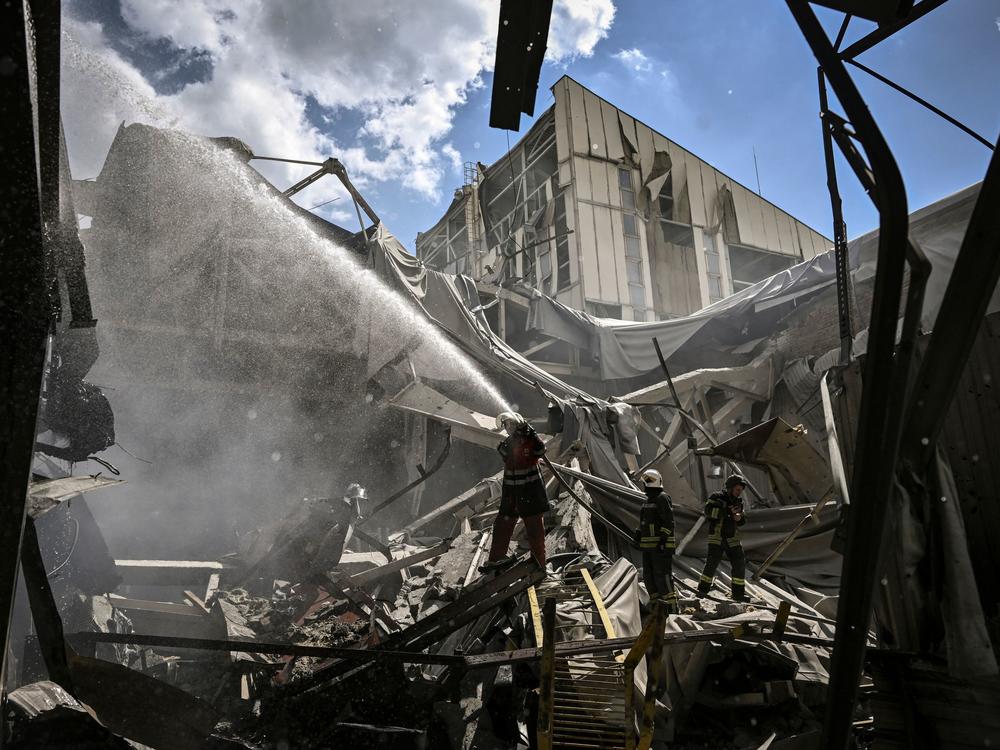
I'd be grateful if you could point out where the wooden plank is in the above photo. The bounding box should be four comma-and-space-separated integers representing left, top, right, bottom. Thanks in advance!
580, 568, 618, 649
107, 595, 205, 618
528, 585, 544, 646
114, 559, 224, 586
347, 539, 452, 587
183, 590, 211, 615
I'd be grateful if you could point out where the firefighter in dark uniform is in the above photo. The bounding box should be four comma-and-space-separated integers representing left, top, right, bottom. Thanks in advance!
697, 474, 748, 602
484, 411, 550, 569
636, 469, 678, 614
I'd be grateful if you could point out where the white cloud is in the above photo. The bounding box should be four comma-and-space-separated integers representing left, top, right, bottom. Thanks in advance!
613, 46, 675, 87
548, 0, 616, 60
613, 47, 652, 73
62, 1, 617, 204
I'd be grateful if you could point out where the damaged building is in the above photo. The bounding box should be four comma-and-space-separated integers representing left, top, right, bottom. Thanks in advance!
2, 1, 1000, 750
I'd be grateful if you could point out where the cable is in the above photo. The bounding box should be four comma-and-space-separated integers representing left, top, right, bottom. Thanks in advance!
309, 196, 342, 210
47, 518, 80, 578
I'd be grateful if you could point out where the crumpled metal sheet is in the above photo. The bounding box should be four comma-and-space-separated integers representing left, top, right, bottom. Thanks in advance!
27, 475, 125, 518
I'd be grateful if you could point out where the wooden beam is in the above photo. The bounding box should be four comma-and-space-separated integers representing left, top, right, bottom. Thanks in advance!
114, 559, 225, 586
346, 539, 452, 587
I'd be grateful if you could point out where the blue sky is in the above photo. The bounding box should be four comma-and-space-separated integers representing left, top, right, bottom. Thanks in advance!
64, 1, 999, 250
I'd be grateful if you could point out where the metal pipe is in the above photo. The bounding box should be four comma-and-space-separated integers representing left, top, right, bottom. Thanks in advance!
846, 58, 994, 151
786, 4, 912, 748
838, 0, 949, 60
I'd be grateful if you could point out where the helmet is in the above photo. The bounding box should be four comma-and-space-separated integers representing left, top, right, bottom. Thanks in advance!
345, 483, 368, 500
724, 474, 747, 491
496, 411, 525, 431
640, 469, 663, 489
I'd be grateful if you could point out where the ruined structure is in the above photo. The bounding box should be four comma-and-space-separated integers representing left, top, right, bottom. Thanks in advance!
2, 1, 999, 749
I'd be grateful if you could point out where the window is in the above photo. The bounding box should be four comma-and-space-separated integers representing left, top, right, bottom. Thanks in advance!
729, 244, 797, 291
553, 189, 571, 292
629, 284, 647, 310
626, 258, 642, 284
587, 301, 622, 319
622, 203, 645, 317
657, 173, 674, 221
619, 167, 636, 210
625, 235, 641, 259
704, 233, 724, 303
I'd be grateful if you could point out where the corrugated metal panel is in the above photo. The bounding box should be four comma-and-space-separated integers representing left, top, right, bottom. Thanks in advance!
593, 205, 619, 301
600, 99, 625, 162
667, 140, 689, 222
731, 182, 753, 246
941, 312, 1000, 608
746, 190, 767, 249
775, 211, 795, 256
635, 119, 656, 184
761, 202, 781, 253
583, 88, 607, 159
618, 111, 640, 162
589, 159, 610, 205
574, 155, 593, 201
552, 80, 572, 164
576, 201, 600, 299
567, 80, 589, 157
685, 151, 707, 227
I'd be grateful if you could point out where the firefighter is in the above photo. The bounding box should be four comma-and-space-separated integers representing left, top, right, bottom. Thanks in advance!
636, 469, 678, 614
482, 411, 549, 570
697, 474, 748, 602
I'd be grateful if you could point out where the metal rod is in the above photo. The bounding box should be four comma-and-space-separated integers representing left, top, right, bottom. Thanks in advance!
787, 3, 913, 748
846, 58, 995, 151
818, 69, 855, 363
838, 0, 949, 60
833, 13, 852, 51
361, 426, 453, 522
0, 0, 55, 700
251, 155, 326, 167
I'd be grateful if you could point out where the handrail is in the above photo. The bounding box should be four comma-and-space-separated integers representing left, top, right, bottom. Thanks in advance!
537, 597, 556, 750
624, 601, 666, 750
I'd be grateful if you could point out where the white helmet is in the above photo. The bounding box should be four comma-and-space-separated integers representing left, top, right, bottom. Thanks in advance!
640, 469, 663, 489
496, 411, 525, 431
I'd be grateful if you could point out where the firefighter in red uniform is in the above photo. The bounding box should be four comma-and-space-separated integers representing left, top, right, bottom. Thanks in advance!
482, 411, 549, 570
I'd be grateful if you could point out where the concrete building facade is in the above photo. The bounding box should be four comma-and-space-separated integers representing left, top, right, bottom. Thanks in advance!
416, 76, 831, 377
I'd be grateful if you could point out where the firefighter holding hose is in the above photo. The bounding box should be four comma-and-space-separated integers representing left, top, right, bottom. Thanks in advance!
481, 411, 549, 571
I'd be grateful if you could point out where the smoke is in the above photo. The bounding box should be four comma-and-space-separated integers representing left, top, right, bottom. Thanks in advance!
63, 67, 508, 559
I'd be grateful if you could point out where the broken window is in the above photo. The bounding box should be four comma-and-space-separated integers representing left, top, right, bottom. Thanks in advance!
618, 167, 635, 210
704, 233, 724, 303
658, 172, 675, 222
586, 301, 622, 318
729, 244, 796, 291
623, 203, 645, 317
553, 188, 571, 292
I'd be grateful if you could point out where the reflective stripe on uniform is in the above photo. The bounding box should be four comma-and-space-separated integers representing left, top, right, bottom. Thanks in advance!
699, 574, 714, 583
506, 467, 538, 476
732, 578, 745, 585
503, 476, 543, 486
